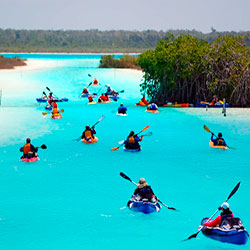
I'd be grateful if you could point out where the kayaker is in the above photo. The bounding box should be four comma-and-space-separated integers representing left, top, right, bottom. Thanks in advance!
211, 132, 227, 146
88, 94, 94, 103
106, 85, 112, 95
204, 202, 234, 227
147, 103, 158, 111
93, 78, 98, 85
52, 102, 60, 115
81, 125, 96, 141
98, 93, 106, 103
118, 103, 127, 114
141, 95, 150, 105
133, 178, 157, 202
82, 87, 89, 95
20, 138, 38, 159
210, 95, 219, 105
124, 131, 142, 150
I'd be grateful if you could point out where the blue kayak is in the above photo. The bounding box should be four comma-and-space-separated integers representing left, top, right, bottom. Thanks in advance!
36, 97, 68, 103
45, 105, 52, 110
127, 199, 161, 214
201, 218, 249, 245
123, 147, 141, 152
195, 102, 229, 108
109, 95, 119, 101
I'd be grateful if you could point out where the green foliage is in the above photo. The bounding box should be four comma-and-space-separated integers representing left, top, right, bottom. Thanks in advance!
99, 55, 139, 69
0, 29, 249, 52
138, 35, 250, 107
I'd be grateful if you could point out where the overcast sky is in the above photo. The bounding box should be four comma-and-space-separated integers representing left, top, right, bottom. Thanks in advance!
1, 0, 249, 33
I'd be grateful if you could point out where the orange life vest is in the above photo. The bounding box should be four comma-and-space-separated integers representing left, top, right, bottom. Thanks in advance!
84, 130, 92, 139
52, 108, 59, 114
128, 136, 135, 144
23, 143, 31, 154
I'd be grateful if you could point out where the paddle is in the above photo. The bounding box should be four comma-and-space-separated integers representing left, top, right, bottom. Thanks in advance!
88, 74, 92, 77
46, 87, 59, 99
120, 172, 177, 210
42, 91, 47, 98
42, 109, 64, 115
184, 182, 241, 241
203, 125, 235, 149
73, 115, 105, 141
111, 126, 149, 151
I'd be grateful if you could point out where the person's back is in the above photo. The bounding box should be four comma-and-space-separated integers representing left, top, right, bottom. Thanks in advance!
82, 125, 96, 141
118, 103, 127, 114
88, 95, 94, 102
20, 138, 38, 158
211, 132, 226, 146
124, 131, 141, 149
133, 178, 156, 202
141, 95, 149, 105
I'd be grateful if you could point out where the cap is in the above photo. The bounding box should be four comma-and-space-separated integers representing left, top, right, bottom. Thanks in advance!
222, 202, 229, 209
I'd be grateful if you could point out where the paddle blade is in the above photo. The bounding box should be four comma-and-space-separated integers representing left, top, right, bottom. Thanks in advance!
168, 207, 177, 210
60, 109, 64, 113
111, 147, 119, 151
120, 172, 132, 182
203, 125, 211, 133
184, 232, 199, 241
88, 74, 91, 77
99, 115, 105, 122
46, 87, 51, 91
142, 125, 150, 132
40, 144, 47, 149
119, 90, 125, 93
42, 112, 47, 116
227, 182, 240, 201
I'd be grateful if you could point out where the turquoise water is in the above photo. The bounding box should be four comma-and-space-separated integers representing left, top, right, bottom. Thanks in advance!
0, 56, 249, 250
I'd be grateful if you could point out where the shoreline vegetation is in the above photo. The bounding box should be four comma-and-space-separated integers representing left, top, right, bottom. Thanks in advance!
0, 29, 249, 53
99, 55, 141, 70
138, 34, 250, 107
0, 55, 26, 69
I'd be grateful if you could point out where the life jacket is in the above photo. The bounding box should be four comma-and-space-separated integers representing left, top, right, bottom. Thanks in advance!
88, 96, 93, 102
221, 210, 233, 225
52, 108, 59, 114
84, 129, 92, 139
23, 143, 31, 155
83, 89, 88, 94
217, 138, 225, 146
128, 136, 135, 144
137, 186, 154, 200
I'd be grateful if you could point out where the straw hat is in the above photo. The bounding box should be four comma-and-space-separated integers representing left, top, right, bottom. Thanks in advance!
137, 177, 148, 188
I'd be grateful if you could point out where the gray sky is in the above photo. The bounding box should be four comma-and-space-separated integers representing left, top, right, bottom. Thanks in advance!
1, 0, 249, 33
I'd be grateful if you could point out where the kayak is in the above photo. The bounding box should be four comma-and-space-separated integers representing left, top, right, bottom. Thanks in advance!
20, 154, 39, 163
45, 105, 52, 110
109, 95, 119, 101
36, 97, 68, 103
116, 112, 128, 116
135, 100, 147, 106
81, 137, 99, 144
123, 147, 141, 152
127, 199, 161, 214
163, 103, 190, 107
209, 140, 228, 150
98, 100, 112, 103
81, 93, 90, 98
195, 102, 229, 108
51, 113, 63, 119
145, 109, 159, 113
88, 101, 97, 105
201, 218, 249, 245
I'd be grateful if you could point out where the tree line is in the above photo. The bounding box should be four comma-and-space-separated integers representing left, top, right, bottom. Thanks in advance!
0, 29, 249, 52
137, 34, 250, 107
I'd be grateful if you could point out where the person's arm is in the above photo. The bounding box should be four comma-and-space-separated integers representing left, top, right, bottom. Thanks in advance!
30, 144, 38, 152
211, 134, 216, 142
91, 128, 96, 135
81, 131, 85, 139
19, 147, 24, 152
204, 215, 221, 227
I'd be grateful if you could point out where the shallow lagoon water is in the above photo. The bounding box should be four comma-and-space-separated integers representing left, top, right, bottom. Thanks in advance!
0, 55, 249, 250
